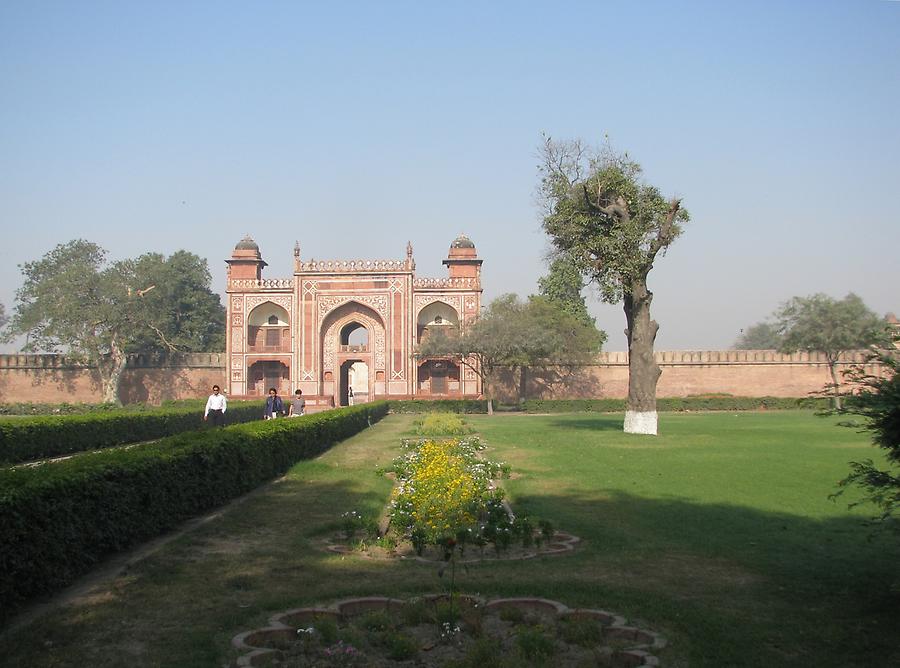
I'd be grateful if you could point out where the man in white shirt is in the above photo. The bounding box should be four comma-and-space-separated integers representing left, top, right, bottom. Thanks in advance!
203, 385, 227, 427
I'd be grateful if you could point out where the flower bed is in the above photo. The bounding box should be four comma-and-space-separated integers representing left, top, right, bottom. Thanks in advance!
388, 435, 552, 558
232, 595, 666, 667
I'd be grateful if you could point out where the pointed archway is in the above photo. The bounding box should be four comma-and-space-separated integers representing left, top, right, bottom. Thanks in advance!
320, 301, 385, 406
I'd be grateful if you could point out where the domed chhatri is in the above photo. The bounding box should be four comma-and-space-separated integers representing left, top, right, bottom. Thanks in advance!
450, 233, 476, 249
234, 235, 259, 252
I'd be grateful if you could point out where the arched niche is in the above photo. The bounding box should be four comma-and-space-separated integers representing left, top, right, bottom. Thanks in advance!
247, 302, 290, 351
248, 302, 289, 326
416, 301, 459, 343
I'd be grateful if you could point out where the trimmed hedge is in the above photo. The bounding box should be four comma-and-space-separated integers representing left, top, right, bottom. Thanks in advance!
388, 399, 488, 414
0, 399, 208, 416
0, 402, 388, 619
521, 396, 827, 413
0, 401, 263, 465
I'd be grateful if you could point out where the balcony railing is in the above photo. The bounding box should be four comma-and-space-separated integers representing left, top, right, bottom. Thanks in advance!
246, 344, 292, 354
339, 344, 369, 353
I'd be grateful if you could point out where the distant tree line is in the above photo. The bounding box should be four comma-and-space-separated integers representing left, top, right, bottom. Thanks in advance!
735, 293, 891, 408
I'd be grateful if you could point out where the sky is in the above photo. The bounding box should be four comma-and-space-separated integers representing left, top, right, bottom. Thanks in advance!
1, 0, 898, 352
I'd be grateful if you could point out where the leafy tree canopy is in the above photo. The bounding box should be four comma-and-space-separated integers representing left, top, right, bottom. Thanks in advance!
3, 240, 224, 403
776, 293, 885, 361
123, 250, 225, 354
417, 293, 604, 413
775, 293, 887, 409
734, 322, 783, 350
538, 254, 599, 331
539, 138, 689, 304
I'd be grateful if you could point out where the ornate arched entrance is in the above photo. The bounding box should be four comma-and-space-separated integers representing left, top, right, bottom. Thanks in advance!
320, 302, 385, 407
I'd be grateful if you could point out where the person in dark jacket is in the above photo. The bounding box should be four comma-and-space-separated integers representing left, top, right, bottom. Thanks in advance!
264, 387, 284, 419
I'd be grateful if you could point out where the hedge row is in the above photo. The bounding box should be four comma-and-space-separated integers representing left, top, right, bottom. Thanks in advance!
0, 399, 207, 416
0, 402, 389, 619
0, 401, 267, 466
388, 399, 489, 414
520, 396, 827, 413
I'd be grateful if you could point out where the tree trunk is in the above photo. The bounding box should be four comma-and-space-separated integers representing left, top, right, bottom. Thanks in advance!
623, 278, 661, 435
98, 340, 127, 405
828, 359, 842, 411
487, 397, 494, 416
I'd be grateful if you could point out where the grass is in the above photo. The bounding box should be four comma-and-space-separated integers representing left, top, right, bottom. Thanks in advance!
0, 411, 897, 667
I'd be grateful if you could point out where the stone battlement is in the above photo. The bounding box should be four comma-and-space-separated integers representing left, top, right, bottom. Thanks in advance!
295, 259, 414, 273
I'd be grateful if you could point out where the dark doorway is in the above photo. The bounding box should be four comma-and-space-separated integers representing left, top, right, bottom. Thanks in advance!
431, 360, 448, 394
339, 359, 362, 406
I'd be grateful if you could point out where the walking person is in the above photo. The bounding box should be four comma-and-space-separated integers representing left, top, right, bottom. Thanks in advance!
348, 386, 354, 406
203, 385, 227, 427
264, 387, 284, 419
289, 389, 306, 417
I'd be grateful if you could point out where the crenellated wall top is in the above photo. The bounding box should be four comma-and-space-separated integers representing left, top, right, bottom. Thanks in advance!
228, 278, 294, 290
296, 259, 413, 273
597, 349, 877, 365
413, 276, 481, 289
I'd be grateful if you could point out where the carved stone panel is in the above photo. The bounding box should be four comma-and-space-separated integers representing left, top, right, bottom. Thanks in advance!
414, 294, 462, 319
246, 294, 293, 313
318, 295, 388, 320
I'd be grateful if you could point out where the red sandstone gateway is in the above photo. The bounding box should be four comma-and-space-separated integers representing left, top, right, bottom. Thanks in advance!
225, 235, 484, 408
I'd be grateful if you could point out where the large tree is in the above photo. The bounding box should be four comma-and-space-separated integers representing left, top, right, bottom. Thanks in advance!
539, 137, 688, 434
776, 293, 886, 409
4, 240, 225, 403
734, 321, 783, 350
418, 293, 603, 413
122, 250, 225, 353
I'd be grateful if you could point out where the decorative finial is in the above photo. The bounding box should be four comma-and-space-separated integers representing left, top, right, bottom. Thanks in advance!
406, 241, 413, 259
293, 241, 301, 259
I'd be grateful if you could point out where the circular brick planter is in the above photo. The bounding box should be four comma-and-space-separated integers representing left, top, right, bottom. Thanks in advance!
232, 594, 666, 667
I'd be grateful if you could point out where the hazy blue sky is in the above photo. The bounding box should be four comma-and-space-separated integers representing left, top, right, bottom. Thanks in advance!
2, 1, 898, 351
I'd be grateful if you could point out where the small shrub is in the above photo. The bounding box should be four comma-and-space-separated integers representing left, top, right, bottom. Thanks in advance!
382, 631, 418, 661
414, 412, 474, 436
516, 625, 556, 661
356, 610, 393, 632
314, 617, 339, 645
559, 617, 603, 647
400, 598, 434, 626
455, 636, 506, 667
435, 600, 460, 625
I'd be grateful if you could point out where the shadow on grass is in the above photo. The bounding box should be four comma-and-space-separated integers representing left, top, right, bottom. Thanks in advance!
3, 477, 898, 668
509, 488, 900, 667
544, 414, 624, 432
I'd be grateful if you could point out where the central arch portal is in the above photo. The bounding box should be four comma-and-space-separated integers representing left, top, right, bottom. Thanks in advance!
320, 301, 385, 408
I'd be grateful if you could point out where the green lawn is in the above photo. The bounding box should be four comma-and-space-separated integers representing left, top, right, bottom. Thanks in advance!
0, 411, 896, 667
